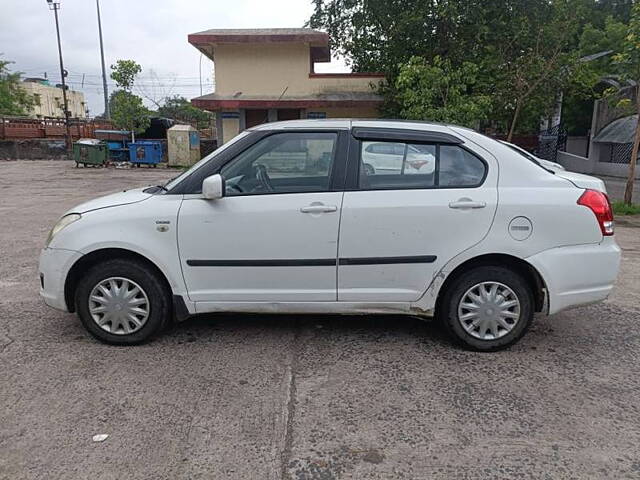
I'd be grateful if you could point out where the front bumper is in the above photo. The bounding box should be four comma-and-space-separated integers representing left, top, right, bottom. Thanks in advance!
39, 247, 83, 312
527, 237, 621, 315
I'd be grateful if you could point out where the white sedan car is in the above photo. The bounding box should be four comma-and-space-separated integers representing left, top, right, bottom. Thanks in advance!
39, 120, 621, 351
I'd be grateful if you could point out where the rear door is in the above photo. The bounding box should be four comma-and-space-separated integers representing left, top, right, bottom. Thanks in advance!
337, 127, 498, 302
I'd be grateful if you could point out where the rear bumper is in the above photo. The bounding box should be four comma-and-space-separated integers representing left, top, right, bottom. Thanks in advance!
527, 237, 621, 315
39, 247, 83, 312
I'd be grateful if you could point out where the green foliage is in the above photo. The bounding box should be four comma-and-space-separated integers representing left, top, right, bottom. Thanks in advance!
612, 4, 640, 82
108, 59, 149, 140
157, 96, 213, 129
110, 60, 142, 91
109, 90, 150, 135
611, 2, 640, 204
395, 56, 491, 127
0, 58, 34, 116
309, 0, 631, 135
612, 200, 640, 215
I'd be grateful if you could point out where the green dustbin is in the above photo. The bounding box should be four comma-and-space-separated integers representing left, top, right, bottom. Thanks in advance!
73, 141, 109, 167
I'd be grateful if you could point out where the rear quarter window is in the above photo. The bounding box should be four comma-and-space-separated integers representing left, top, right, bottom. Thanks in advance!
439, 145, 486, 187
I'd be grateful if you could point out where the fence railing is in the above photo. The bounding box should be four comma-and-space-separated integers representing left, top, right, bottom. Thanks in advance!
0, 116, 113, 140
605, 142, 640, 164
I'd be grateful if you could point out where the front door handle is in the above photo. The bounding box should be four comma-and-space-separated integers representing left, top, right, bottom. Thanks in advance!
300, 202, 338, 214
449, 199, 487, 209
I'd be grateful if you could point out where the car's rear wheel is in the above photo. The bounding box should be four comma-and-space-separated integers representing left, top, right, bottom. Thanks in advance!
75, 259, 171, 345
439, 266, 534, 351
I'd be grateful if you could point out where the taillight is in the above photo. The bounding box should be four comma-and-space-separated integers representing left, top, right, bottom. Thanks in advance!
577, 189, 614, 236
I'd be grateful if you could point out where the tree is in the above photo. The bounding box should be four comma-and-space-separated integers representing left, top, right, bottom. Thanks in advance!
395, 56, 491, 127
109, 59, 148, 142
309, 0, 599, 135
109, 90, 150, 142
110, 60, 142, 91
611, 2, 640, 205
157, 95, 213, 129
0, 57, 34, 116
482, 1, 589, 140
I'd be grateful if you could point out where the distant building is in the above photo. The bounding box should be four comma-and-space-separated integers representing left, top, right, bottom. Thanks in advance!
188, 28, 384, 143
20, 78, 87, 119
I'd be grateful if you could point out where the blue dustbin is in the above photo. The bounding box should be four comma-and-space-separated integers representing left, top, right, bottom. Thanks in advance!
128, 141, 162, 167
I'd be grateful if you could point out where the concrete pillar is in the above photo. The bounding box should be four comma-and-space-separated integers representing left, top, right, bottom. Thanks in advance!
239, 109, 246, 132
221, 111, 240, 144
215, 114, 223, 145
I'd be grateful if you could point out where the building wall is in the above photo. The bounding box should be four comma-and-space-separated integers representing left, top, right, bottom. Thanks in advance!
21, 82, 87, 119
557, 150, 640, 180
316, 106, 379, 118
218, 105, 380, 144
213, 44, 382, 97
222, 117, 240, 144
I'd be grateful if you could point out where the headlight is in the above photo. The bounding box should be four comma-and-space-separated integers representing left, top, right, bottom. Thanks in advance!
45, 213, 81, 247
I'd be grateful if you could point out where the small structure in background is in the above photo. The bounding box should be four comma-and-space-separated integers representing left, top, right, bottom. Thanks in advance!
188, 28, 385, 144
20, 78, 87, 119
167, 125, 200, 167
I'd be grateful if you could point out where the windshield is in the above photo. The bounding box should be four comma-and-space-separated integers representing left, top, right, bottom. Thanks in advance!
163, 131, 251, 191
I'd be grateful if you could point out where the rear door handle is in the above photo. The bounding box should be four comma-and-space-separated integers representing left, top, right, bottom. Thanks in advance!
449, 199, 487, 209
300, 203, 338, 214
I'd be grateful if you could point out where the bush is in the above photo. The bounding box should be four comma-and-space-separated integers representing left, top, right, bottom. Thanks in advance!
612, 201, 640, 215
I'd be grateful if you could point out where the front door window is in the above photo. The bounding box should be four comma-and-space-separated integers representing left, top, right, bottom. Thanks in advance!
221, 132, 337, 195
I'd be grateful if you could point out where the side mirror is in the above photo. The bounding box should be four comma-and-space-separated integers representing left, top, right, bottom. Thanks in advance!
202, 174, 225, 200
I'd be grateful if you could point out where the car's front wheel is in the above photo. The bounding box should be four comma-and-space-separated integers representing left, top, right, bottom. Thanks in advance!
75, 259, 171, 345
439, 266, 534, 351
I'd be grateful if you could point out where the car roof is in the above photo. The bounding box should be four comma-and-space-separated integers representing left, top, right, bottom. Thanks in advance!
249, 118, 460, 134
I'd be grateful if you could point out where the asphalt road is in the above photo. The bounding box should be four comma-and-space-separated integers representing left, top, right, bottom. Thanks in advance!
1, 161, 639, 480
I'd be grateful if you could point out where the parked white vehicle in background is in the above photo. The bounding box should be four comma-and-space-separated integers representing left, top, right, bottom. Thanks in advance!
362, 142, 436, 175
39, 120, 621, 351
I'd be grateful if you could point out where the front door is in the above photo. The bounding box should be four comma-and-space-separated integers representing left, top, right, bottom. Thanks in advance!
178, 131, 346, 303
338, 136, 498, 302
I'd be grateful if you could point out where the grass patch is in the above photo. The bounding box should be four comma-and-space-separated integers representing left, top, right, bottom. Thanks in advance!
612, 201, 640, 216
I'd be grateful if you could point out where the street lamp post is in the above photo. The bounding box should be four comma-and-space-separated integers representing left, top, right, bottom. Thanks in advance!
46, 0, 72, 153
96, 0, 110, 119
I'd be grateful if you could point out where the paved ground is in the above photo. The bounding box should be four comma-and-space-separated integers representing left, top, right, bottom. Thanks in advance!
1, 160, 639, 480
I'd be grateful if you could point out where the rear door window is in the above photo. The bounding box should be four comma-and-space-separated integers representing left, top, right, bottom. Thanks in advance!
359, 141, 485, 190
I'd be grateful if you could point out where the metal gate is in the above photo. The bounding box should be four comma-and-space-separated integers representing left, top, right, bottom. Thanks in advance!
536, 124, 567, 162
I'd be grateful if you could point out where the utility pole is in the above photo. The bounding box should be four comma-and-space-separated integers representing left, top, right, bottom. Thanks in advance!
96, 0, 110, 119
199, 53, 203, 96
47, 0, 72, 152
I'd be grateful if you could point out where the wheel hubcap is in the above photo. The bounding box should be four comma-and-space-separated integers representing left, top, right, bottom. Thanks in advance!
457, 281, 521, 340
88, 277, 149, 335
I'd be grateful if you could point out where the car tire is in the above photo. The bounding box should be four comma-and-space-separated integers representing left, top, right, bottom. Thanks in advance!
75, 259, 171, 345
439, 266, 534, 351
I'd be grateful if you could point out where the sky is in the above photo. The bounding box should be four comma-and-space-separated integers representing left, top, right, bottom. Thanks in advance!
0, 0, 348, 116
